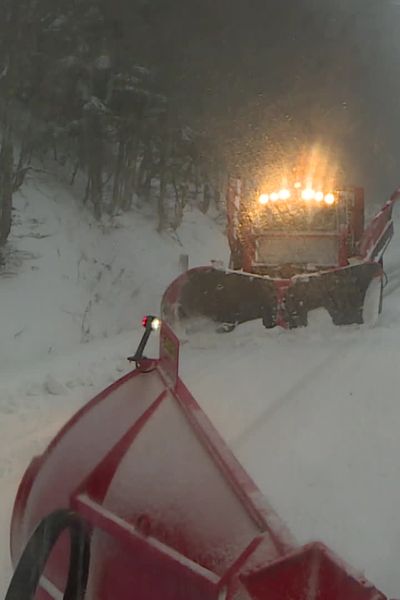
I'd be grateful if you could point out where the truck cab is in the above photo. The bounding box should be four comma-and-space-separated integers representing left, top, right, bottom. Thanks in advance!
227, 178, 365, 278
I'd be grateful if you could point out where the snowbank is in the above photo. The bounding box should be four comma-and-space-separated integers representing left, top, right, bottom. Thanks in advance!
0, 171, 228, 373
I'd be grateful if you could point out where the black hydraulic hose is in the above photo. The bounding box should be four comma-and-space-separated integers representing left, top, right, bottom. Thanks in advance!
378, 257, 389, 290
5, 510, 90, 600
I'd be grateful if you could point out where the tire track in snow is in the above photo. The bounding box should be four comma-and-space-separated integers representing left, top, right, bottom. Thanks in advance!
231, 333, 361, 451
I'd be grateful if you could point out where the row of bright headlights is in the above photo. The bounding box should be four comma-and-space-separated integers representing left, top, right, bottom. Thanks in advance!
258, 189, 336, 206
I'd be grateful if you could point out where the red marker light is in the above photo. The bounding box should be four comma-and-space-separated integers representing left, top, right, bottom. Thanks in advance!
141, 315, 161, 331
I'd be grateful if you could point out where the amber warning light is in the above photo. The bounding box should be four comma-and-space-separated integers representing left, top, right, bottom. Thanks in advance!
258, 186, 336, 206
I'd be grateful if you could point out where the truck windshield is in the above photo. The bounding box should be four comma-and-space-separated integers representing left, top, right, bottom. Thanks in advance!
253, 204, 338, 233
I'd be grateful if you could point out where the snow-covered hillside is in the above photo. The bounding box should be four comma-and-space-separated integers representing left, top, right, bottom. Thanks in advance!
2, 173, 400, 598
0, 171, 228, 372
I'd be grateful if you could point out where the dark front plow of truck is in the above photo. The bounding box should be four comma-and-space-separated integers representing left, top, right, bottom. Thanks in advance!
161, 262, 383, 330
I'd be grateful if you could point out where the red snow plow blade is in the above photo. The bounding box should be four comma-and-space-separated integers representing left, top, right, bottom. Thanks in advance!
7, 321, 386, 600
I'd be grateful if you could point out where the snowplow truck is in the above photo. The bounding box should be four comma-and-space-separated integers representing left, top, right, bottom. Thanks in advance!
162, 177, 398, 330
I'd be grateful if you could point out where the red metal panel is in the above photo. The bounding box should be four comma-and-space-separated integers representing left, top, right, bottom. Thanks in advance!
75, 496, 223, 600
36, 589, 54, 600
159, 324, 180, 388
359, 190, 400, 260
352, 187, 365, 246
241, 543, 385, 600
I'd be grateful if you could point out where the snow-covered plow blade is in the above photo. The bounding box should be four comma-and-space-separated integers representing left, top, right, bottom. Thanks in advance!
6, 321, 386, 600
285, 261, 382, 328
161, 266, 278, 327
161, 262, 383, 330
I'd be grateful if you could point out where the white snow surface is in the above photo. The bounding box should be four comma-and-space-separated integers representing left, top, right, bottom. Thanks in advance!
2, 172, 400, 597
